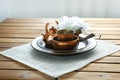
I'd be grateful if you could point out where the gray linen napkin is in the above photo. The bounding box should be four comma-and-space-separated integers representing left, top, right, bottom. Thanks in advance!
0, 40, 120, 78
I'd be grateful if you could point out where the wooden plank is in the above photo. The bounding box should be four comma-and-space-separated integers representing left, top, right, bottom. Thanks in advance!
0, 70, 53, 80
3, 18, 43, 22
3, 18, 120, 26
0, 23, 44, 27
83, 18, 120, 22
0, 22, 57, 26
60, 72, 120, 80
88, 21, 120, 23
0, 42, 26, 47
91, 25, 120, 28
100, 34, 120, 40
1, 27, 120, 32
1, 22, 120, 28
2, 22, 120, 26
89, 27, 120, 30
1, 28, 120, 33
0, 34, 120, 39
0, 38, 33, 42
3, 18, 120, 22
3, 18, 58, 22
0, 70, 120, 80
0, 61, 120, 73
95, 57, 120, 63
0, 51, 120, 61
3, 21, 120, 24
87, 30, 120, 35
81, 63, 120, 72
0, 30, 43, 34
102, 40, 120, 45
0, 55, 12, 60
0, 33, 40, 38
0, 54, 120, 64
0, 26, 43, 30
1, 30, 120, 35
0, 61, 31, 69
0, 41, 119, 48
1, 24, 119, 31
1, 25, 120, 30
0, 48, 9, 51
111, 51, 120, 56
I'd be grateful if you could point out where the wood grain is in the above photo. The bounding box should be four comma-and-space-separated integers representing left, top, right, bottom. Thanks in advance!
0, 38, 32, 42
81, 63, 120, 72
0, 42, 26, 46
0, 60, 120, 73
0, 33, 39, 38
0, 50, 119, 60
59, 72, 120, 80
0, 18, 120, 80
0, 70, 54, 80
3, 18, 120, 22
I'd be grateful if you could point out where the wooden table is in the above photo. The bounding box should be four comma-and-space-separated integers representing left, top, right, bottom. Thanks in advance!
0, 18, 120, 80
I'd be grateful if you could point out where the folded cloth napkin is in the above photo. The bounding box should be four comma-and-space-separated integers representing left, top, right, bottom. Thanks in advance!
0, 40, 120, 78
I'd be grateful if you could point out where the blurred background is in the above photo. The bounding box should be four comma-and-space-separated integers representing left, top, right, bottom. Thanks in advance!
0, 0, 120, 21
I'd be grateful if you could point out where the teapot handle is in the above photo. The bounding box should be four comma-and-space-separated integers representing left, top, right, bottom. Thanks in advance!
45, 23, 50, 33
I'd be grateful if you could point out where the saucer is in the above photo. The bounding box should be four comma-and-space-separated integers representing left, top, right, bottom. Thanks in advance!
30, 35, 97, 55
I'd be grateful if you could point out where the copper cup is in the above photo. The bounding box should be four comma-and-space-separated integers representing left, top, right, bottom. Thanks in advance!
57, 30, 74, 41
52, 36, 80, 50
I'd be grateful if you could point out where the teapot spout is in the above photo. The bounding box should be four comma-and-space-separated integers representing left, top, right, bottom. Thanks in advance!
41, 34, 45, 37
41, 34, 46, 41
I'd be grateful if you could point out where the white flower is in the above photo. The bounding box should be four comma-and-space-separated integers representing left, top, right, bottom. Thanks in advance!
58, 16, 89, 32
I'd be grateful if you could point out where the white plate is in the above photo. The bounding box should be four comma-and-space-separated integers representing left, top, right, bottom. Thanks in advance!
30, 35, 97, 55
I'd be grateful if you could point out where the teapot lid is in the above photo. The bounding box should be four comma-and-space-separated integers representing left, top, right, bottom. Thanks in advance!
49, 26, 57, 34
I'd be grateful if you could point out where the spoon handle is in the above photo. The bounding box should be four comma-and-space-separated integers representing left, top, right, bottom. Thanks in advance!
81, 33, 95, 41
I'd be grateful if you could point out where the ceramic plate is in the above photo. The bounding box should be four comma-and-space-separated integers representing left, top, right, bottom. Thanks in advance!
31, 35, 97, 55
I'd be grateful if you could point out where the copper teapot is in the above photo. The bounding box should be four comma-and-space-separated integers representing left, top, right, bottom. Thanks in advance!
42, 21, 58, 48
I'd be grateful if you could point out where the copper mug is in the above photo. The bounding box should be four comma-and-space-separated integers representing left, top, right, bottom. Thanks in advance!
57, 30, 74, 41
52, 35, 80, 50
51, 33, 99, 50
